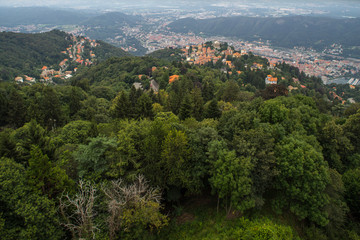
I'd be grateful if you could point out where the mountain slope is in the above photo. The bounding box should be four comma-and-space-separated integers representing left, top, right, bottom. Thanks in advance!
0, 30, 129, 81
81, 12, 141, 27
0, 30, 71, 80
0, 7, 92, 26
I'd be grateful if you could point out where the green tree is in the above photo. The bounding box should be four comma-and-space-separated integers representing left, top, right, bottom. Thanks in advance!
208, 140, 255, 214
205, 99, 221, 119
233, 125, 277, 207
202, 77, 215, 101
74, 136, 117, 180
343, 168, 360, 219
60, 120, 97, 144
259, 98, 289, 124
190, 87, 204, 120
40, 86, 63, 129
0, 157, 63, 239
344, 110, 360, 153
319, 121, 353, 172
11, 119, 53, 164
110, 91, 131, 119
7, 88, 27, 128
179, 94, 192, 120
161, 130, 192, 190
135, 93, 154, 119
27, 145, 72, 198
273, 135, 330, 226
69, 86, 83, 117
222, 80, 240, 102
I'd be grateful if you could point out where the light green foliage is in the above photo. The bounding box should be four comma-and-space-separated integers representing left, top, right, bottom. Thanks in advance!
160, 211, 300, 240
259, 98, 289, 124
208, 140, 255, 213
60, 120, 96, 144
161, 129, 192, 189
273, 135, 330, 226
114, 119, 152, 179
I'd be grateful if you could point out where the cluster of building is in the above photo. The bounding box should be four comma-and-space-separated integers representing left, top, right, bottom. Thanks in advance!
347, 78, 360, 89
15, 35, 100, 84
181, 41, 247, 67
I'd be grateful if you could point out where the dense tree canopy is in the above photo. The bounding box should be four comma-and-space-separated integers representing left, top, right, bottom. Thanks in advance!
1, 47, 360, 240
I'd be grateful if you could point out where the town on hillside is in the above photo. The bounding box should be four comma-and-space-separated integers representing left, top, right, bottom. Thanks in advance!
14, 35, 100, 85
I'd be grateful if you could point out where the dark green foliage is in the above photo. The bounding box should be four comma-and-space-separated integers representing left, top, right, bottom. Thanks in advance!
205, 99, 221, 119
273, 135, 330, 226
135, 93, 154, 119
179, 94, 192, 120
1, 42, 360, 240
146, 48, 184, 62
343, 168, 360, 219
74, 136, 117, 180
0, 30, 71, 80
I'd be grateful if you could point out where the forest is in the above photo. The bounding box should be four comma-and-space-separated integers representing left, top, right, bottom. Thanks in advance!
1, 50, 360, 240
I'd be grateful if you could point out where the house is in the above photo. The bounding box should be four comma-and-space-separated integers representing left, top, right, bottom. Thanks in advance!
24, 75, 35, 83
133, 82, 143, 90
14, 76, 23, 83
213, 41, 221, 49
150, 79, 160, 93
233, 52, 242, 58
265, 75, 278, 85
169, 75, 179, 84
288, 85, 298, 91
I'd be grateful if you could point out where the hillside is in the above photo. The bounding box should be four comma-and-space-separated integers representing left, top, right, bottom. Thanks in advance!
0, 30, 129, 81
81, 11, 141, 27
168, 16, 360, 54
0, 30, 71, 80
146, 48, 184, 62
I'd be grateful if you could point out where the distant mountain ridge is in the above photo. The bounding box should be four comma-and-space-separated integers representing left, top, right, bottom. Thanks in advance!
82, 12, 142, 27
168, 15, 360, 51
0, 7, 92, 26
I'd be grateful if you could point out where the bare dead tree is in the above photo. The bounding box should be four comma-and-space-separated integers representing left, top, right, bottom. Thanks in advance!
102, 175, 163, 240
59, 180, 99, 240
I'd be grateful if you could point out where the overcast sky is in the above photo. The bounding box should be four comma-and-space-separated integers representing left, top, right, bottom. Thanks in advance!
0, 0, 359, 9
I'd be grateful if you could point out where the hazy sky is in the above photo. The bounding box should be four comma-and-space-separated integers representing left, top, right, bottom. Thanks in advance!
0, 0, 359, 10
